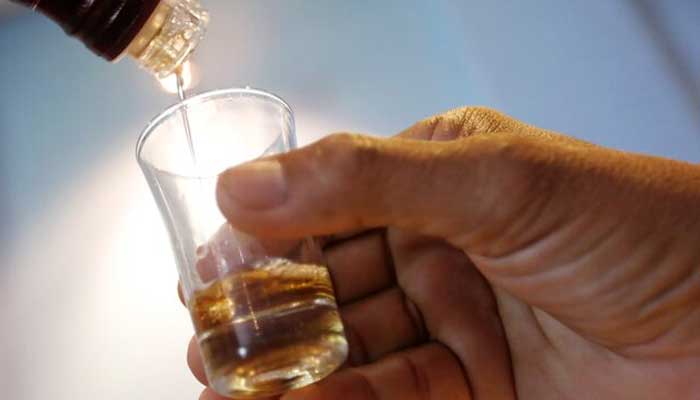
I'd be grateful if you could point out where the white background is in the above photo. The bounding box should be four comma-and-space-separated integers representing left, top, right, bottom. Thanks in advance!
0, 1, 698, 398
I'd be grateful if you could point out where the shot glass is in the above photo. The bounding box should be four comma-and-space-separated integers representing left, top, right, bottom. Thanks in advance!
136, 88, 348, 398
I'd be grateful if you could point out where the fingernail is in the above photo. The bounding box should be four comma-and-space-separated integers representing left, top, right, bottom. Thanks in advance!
218, 160, 288, 210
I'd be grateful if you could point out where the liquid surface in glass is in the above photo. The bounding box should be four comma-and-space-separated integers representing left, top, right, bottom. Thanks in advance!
189, 258, 348, 398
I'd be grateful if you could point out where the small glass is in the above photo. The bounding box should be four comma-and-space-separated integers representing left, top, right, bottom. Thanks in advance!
137, 88, 348, 398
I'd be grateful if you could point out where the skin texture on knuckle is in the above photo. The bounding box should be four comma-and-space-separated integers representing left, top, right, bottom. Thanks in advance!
471, 134, 553, 207
313, 133, 385, 193
453, 106, 516, 135
420, 106, 591, 153
421, 106, 539, 140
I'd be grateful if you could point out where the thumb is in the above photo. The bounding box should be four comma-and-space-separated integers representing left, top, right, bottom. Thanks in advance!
215, 110, 700, 261
215, 127, 567, 255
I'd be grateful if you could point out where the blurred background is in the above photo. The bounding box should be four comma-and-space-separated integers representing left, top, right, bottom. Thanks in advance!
0, 0, 698, 398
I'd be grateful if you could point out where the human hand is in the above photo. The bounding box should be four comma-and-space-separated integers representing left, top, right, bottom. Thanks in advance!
190, 107, 700, 399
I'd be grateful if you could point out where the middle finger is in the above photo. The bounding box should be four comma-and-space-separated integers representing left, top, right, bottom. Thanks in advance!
324, 230, 395, 304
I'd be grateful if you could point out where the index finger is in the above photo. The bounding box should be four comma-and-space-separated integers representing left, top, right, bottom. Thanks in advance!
398, 106, 592, 147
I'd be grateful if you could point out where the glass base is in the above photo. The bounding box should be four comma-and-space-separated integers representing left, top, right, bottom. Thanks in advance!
209, 338, 348, 398
192, 260, 349, 398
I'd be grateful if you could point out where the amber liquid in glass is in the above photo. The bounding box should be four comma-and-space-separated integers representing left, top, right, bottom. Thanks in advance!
189, 258, 348, 398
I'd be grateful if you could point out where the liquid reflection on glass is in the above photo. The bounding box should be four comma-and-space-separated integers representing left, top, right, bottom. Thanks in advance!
136, 88, 348, 398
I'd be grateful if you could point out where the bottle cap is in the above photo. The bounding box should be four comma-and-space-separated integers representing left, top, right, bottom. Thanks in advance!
127, 0, 209, 77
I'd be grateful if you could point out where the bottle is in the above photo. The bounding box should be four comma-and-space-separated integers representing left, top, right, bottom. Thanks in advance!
11, 0, 208, 77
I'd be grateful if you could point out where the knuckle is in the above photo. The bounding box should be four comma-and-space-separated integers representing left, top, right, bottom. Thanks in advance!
316, 133, 381, 179
470, 134, 556, 215
454, 106, 517, 136
391, 353, 431, 399
423, 106, 520, 140
475, 133, 543, 175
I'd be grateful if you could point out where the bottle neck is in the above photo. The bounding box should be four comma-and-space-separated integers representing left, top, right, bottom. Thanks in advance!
125, 0, 209, 78
14, 0, 160, 61
13, 0, 209, 77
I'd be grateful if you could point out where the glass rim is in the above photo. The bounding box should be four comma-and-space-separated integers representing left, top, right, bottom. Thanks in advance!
136, 87, 293, 178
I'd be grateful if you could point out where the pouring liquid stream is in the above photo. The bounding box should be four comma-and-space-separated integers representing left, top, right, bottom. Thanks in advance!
176, 67, 198, 168
175, 67, 211, 251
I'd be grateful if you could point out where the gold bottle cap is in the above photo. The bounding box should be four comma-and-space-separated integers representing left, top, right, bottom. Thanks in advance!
126, 0, 209, 78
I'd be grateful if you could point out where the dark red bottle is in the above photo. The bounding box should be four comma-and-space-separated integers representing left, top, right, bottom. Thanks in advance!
12, 0, 209, 77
